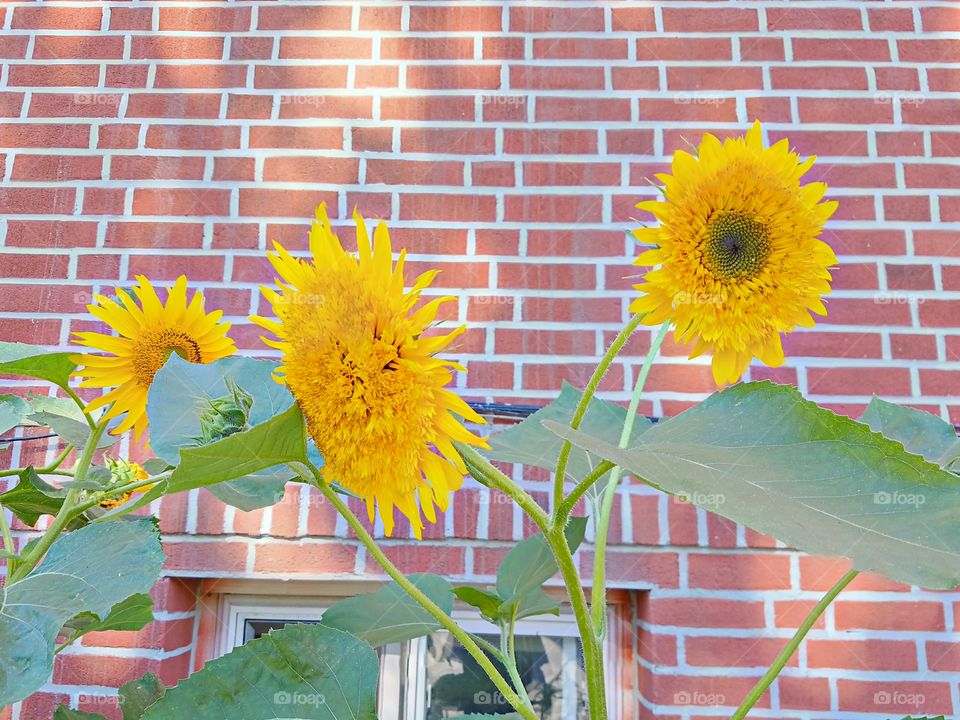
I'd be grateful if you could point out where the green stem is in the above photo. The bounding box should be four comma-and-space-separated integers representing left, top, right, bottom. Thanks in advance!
555, 460, 616, 523
64, 387, 97, 431
9, 420, 107, 582
546, 526, 607, 720
298, 462, 538, 720
501, 606, 534, 713
0, 503, 14, 556
591, 320, 671, 637
458, 443, 550, 533
74, 476, 165, 517
552, 313, 646, 509
731, 569, 859, 720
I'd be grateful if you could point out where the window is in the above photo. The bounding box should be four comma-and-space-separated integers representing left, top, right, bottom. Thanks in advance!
216, 592, 621, 719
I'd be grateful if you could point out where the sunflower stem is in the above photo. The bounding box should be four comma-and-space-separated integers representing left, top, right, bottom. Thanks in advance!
552, 313, 645, 517
555, 460, 616, 524
590, 319, 671, 638
64, 387, 97, 431
296, 461, 539, 720
501, 606, 535, 713
457, 443, 550, 533
0, 503, 15, 557
545, 524, 607, 720
9, 419, 108, 582
732, 570, 859, 720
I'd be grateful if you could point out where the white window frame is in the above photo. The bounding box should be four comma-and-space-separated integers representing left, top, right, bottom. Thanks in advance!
217, 591, 622, 719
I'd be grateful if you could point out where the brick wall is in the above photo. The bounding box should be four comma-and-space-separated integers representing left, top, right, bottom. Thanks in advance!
1, 1, 959, 718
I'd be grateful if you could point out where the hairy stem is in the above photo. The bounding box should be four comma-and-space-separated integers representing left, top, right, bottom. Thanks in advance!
555, 460, 616, 524
553, 313, 645, 513
732, 569, 859, 720
501, 607, 534, 713
458, 443, 550, 533
0, 503, 14, 556
591, 319, 671, 637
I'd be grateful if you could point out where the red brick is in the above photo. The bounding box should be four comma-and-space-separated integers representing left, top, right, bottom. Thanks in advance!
163, 541, 248, 573
779, 677, 831, 711
688, 553, 792, 590
522, 363, 623, 392
110, 7, 152, 31
892, 333, 938, 360
808, 366, 911, 396
159, 6, 250, 31
12, 154, 103, 181
0, 317, 62, 345
903, 99, 960, 126
639, 98, 737, 122
793, 38, 889, 62
105, 222, 204, 249
255, 64, 348, 89
0, 253, 68, 280
886, 263, 935, 290
155, 64, 247, 89
611, 67, 660, 91
410, 5, 501, 31
132, 36, 223, 60
884, 195, 931, 221
915, 231, 960, 257
533, 38, 628, 60
645, 363, 716, 394
829, 229, 906, 256
359, 6, 401, 30
835, 601, 946, 632
381, 95, 472, 121
869, 7, 915, 31
522, 297, 621, 323
876, 67, 921, 91
668, 65, 764, 91
538, 97, 631, 122
0, 187, 75, 215
764, 130, 868, 160
230, 36, 274, 60
147, 125, 241, 150
927, 641, 960, 671
6, 219, 97, 248
97, 124, 140, 149
472, 161, 515, 186
249, 125, 342, 150
504, 129, 597, 155
740, 37, 785, 61
921, 300, 960, 327
798, 97, 893, 124
381, 37, 473, 60
32, 34, 122, 59
257, 5, 352, 31
782, 331, 882, 359
635, 38, 732, 61
921, 6, 960, 31
504, 194, 601, 223
523, 162, 619, 187
366, 158, 462, 186
585, 550, 680, 587
8, 64, 99, 87
664, 7, 757, 31
770, 66, 868, 91
402, 127, 494, 154
900, 39, 960, 63
13, 6, 101, 30
767, 7, 863, 30
133, 188, 230, 217
263, 157, 360, 184
611, 7, 656, 31
401, 193, 496, 222
483, 36, 524, 60
408, 65, 501, 90
919, 370, 960, 396
511, 65, 604, 91
606, 129, 655, 155
29, 92, 121, 118
380, 545, 466, 575
686, 636, 798, 668
509, 6, 603, 32
239, 189, 338, 219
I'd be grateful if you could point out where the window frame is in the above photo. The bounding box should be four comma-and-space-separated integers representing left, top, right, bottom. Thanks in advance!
213, 586, 624, 719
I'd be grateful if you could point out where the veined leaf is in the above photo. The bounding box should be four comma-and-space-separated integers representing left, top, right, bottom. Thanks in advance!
546, 381, 960, 589
0, 341, 77, 391
0, 518, 164, 705
862, 397, 960, 468
118, 672, 166, 720
0, 394, 29, 438
322, 574, 453, 647
496, 518, 587, 610
486, 382, 651, 489
60, 594, 154, 647
140, 624, 378, 720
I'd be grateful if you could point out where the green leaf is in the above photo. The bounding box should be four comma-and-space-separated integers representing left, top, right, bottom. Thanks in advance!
0, 517, 165, 706
166, 404, 307, 495
206, 475, 288, 512
26, 395, 115, 450
486, 382, 651, 488
0, 341, 77, 391
862, 397, 960, 468
53, 707, 108, 720
322, 574, 453, 647
0, 394, 29, 437
0, 467, 66, 526
141, 458, 171, 476
61, 594, 154, 646
496, 518, 587, 607
118, 672, 166, 720
455, 715, 523, 719
140, 624, 378, 720
147, 355, 300, 509
512, 589, 560, 621
546, 381, 960, 590
454, 586, 503, 622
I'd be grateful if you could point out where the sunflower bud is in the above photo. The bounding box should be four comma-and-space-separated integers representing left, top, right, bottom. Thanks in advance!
192, 379, 254, 445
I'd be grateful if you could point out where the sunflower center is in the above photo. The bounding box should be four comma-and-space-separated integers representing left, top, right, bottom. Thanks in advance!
132, 328, 203, 386
704, 211, 770, 281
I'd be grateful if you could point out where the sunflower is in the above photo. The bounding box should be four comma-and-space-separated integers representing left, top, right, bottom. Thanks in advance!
631, 120, 838, 384
251, 204, 487, 539
100, 457, 151, 509
73, 276, 236, 439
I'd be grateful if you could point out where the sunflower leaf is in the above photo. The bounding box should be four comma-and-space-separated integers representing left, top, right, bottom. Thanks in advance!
861, 397, 960, 468
60, 593, 155, 649
118, 672, 166, 720
53, 708, 107, 720
166, 404, 307, 494
0, 341, 77, 391
0, 517, 165, 706
496, 518, 587, 609
545, 381, 960, 590
0, 467, 68, 527
140, 624, 378, 720
0, 393, 29, 438
147, 355, 299, 509
322, 574, 454, 646
485, 383, 651, 501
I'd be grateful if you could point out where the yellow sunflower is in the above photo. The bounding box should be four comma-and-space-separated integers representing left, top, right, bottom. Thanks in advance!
631, 120, 838, 384
251, 204, 487, 539
73, 276, 236, 439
